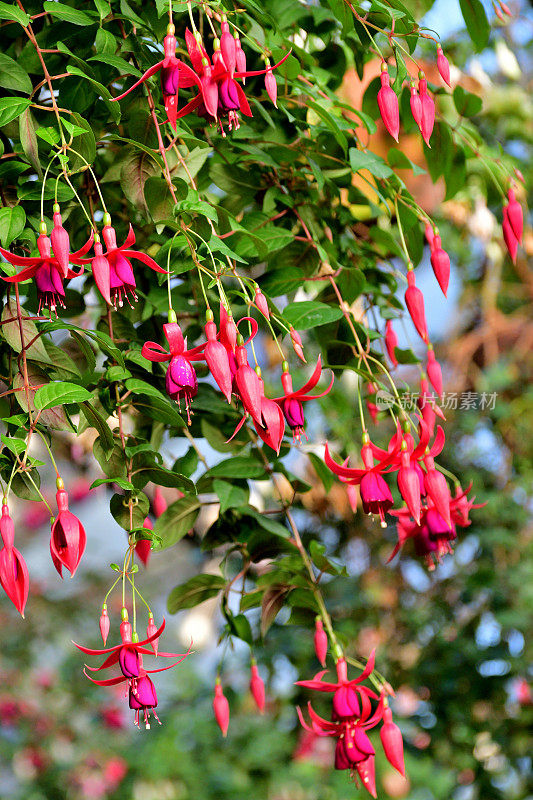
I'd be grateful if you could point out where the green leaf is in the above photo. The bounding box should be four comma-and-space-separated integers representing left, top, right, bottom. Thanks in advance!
283, 301, 343, 330
349, 147, 393, 179
308, 452, 334, 492
458, 0, 490, 52
91, 477, 134, 491
0, 55, 32, 94
66, 66, 120, 122
154, 496, 200, 550
0, 301, 51, 364
34, 382, 92, 410
43, 1, 95, 25
240, 507, 289, 539
0, 206, 25, 248
205, 456, 267, 480
213, 480, 249, 513
79, 402, 114, 457
0, 97, 31, 127
0, 2, 30, 26
19, 109, 41, 176
167, 574, 225, 613
453, 85, 483, 117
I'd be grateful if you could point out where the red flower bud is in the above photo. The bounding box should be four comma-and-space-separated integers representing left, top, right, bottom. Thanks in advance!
425, 223, 436, 249
153, 487, 167, 518
377, 66, 400, 142
135, 518, 152, 567
384, 320, 398, 367
506, 189, 523, 243
265, 68, 277, 108
409, 82, 422, 130
0, 503, 29, 617
289, 326, 306, 363
500, 1, 512, 16
502, 207, 518, 263
436, 45, 451, 86
234, 345, 263, 422
250, 662, 266, 712
220, 23, 236, 74
204, 320, 233, 402
51, 205, 70, 277
213, 681, 230, 736
397, 450, 421, 525
50, 483, 86, 578
430, 235, 450, 297
313, 618, 328, 666
235, 36, 246, 77
254, 287, 270, 319
418, 77, 435, 146
380, 705, 405, 776
424, 459, 452, 528
146, 614, 159, 655
405, 271, 428, 342
99, 606, 110, 646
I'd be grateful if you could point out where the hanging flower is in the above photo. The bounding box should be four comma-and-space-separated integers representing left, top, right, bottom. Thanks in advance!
0, 502, 29, 617
272, 357, 334, 442
50, 479, 87, 578
0, 227, 93, 315
141, 321, 207, 423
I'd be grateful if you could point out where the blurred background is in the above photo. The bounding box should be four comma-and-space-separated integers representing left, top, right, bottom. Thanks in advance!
0, 0, 532, 798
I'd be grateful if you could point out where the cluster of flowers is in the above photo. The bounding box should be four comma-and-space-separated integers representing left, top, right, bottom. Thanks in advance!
0, 207, 165, 314
141, 306, 333, 438
111, 17, 289, 135
297, 645, 404, 797
0, 478, 86, 617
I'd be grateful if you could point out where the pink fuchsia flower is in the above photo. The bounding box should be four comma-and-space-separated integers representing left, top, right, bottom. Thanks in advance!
0, 502, 29, 617
141, 321, 206, 423
384, 320, 398, 367
50, 204, 70, 277
505, 188, 523, 243
50, 479, 86, 578
417, 74, 435, 146
135, 517, 152, 567
377, 63, 399, 142
436, 45, 451, 86
324, 431, 401, 525
405, 269, 428, 342
204, 311, 233, 403
296, 654, 385, 796
272, 357, 334, 443
380, 703, 405, 776
0, 226, 93, 315
213, 679, 230, 736
314, 617, 328, 667
409, 81, 423, 131
502, 207, 518, 263
110, 25, 201, 130
99, 605, 110, 646
389, 505, 456, 570
75, 615, 191, 729
153, 486, 167, 518
289, 326, 306, 363
430, 233, 451, 297
250, 661, 266, 713
253, 374, 285, 454
426, 345, 443, 398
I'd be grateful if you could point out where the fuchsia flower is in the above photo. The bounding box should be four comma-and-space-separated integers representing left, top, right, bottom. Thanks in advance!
377, 63, 399, 142
99, 606, 110, 646
272, 357, 334, 442
0, 502, 29, 617
314, 617, 328, 667
213, 679, 230, 736
77, 219, 166, 308
204, 312, 233, 403
426, 346, 443, 398
250, 661, 266, 713
135, 517, 153, 567
153, 486, 167, 518
296, 653, 404, 795
0, 227, 93, 315
252, 375, 285, 454
430, 233, 451, 297
50, 204, 70, 276
502, 188, 523, 263
384, 320, 398, 367
50, 480, 86, 578
141, 321, 206, 423
110, 25, 202, 130
409, 81, 423, 132
417, 74, 435, 146
324, 430, 401, 526
436, 45, 451, 86
75, 616, 191, 729
405, 269, 428, 343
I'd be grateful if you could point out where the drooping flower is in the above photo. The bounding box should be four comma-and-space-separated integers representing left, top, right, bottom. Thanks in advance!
0, 226, 93, 315
213, 679, 230, 736
502, 207, 518, 263
426, 345, 443, 398
405, 269, 428, 342
380, 703, 405, 776
325, 431, 401, 526
505, 188, 523, 243
135, 517, 153, 567
78, 219, 167, 308
153, 487, 167, 519
430, 233, 451, 297
99, 605, 110, 646
50, 479, 87, 578
250, 661, 266, 713
75, 615, 191, 729
418, 74, 435, 146
436, 45, 451, 86
314, 617, 328, 667
0, 502, 29, 617
110, 25, 202, 130
204, 311, 233, 402
384, 320, 398, 367
296, 653, 391, 796
272, 357, 334, 443
141, 321, 206, 423
377, 63, 399, 142
409, 81, 422, 131
50, 204, 70, 277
